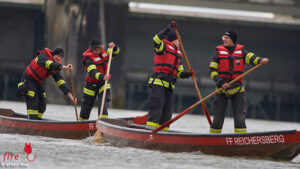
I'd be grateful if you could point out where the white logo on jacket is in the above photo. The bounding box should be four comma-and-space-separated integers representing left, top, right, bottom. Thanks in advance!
95, 57, 101, 61
220, 51, 228, 54
234, 50, 242, 54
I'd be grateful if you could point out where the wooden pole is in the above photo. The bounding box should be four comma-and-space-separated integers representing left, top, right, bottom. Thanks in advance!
69, 69, 78, 121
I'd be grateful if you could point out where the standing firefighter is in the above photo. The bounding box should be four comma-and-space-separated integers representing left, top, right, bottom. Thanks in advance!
209, 30, 268, 134
79, 40, 120, 120
16, 48, 77, 120
146, 22, 194, 130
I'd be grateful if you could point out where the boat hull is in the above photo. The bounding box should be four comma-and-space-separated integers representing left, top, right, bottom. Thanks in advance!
97, 118, 300, 160
0, 108, 96, 139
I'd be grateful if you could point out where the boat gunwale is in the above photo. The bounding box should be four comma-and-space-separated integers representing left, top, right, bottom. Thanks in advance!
0, 113, 96, 124
98, 118, 298, 138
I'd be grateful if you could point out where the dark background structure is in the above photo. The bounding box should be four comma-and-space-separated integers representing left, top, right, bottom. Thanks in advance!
0, 0, 300, 122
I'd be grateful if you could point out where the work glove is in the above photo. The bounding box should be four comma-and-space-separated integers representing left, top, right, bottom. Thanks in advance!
180, 69, 194, 79
216, 79, 226, 88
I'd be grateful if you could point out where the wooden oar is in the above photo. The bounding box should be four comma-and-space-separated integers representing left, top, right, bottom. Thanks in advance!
94, 47, 113, 142
69, 69, 78, 121
150, 63, 263, 135
172, 21, 212, 126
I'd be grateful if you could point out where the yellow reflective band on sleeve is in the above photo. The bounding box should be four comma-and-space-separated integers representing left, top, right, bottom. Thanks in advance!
219, 86, 245, 95
210, 71, 219, 80
87, 65, 97, 72
245, 52, 254, 64
56, 80, 66, 87
45, 60, 53, 70
176, 71, 182, 78
26, 90, 35, 97
83, 88, 95, 96
27, 109, 38, 115
43, 92, 46, 98
99, 83, 111, 94
35, 57, 38, 63
113, 47, 120, 55
210, 62, 219, 69
17, 82, 24, 88
155, 43, 164, 52
254, 57, 260, 65
146, 121, 159, 128
153, 34, 162, 44
209, 128, 222, 134
235, 128, 247, 133
79, 117, 88, 121
95, 72, 102, 80
148, 78, 175, 89
98, 114, 108, 118
178, 65, 184, 72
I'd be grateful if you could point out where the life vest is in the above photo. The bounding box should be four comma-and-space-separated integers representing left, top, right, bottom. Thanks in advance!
153, 40, 182, 77
216, 44, 245, 82
82, 46, 108, 83
25, 48, 61, 83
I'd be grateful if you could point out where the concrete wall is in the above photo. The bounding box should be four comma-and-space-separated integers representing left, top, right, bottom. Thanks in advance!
0, 5, 44, 100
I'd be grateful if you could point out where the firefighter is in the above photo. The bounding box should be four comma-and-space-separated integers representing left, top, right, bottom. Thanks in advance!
209, 30, 268, 134
146, 22, 194, 131
79, 40, 120, 120
16, 48, 77, 120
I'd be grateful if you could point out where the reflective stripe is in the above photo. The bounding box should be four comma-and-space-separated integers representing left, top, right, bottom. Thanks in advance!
177, 65, 184, 72
37, 112, 43, 119
45, 60, 53, 69
43, 92, 46, 98
245, 52, 254, 64
153, 34, 162, 44
210, 62, 219, 69
158, 125, 169, 131
98, 115, 108, 118
35, 57, 38, 63
210, 71, 219, 80
155, 43, 164, 52
87, 65, 97, 72
26, 90, 35, 97
113, 47, 120, 55
95, 72, 102, 80
148, 78, 175, 89
235, 128, 247, 133
79, 117, 88, 121
146, 121, 159, 128
18, 82, 24, 87
254, 57, 259, 65
56, 80, 66, 87
27, 109, 38, 115
219, 86, 245, 95
99, 83, 111, 94
209, 128, 222, 134
83, 88, 95, 96
176, 65, 184, 78
176, 71, 182, 78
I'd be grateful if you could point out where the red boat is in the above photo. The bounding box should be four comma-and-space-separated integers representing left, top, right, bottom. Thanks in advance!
97, 117, 300, 161
0, 108, 96, 139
